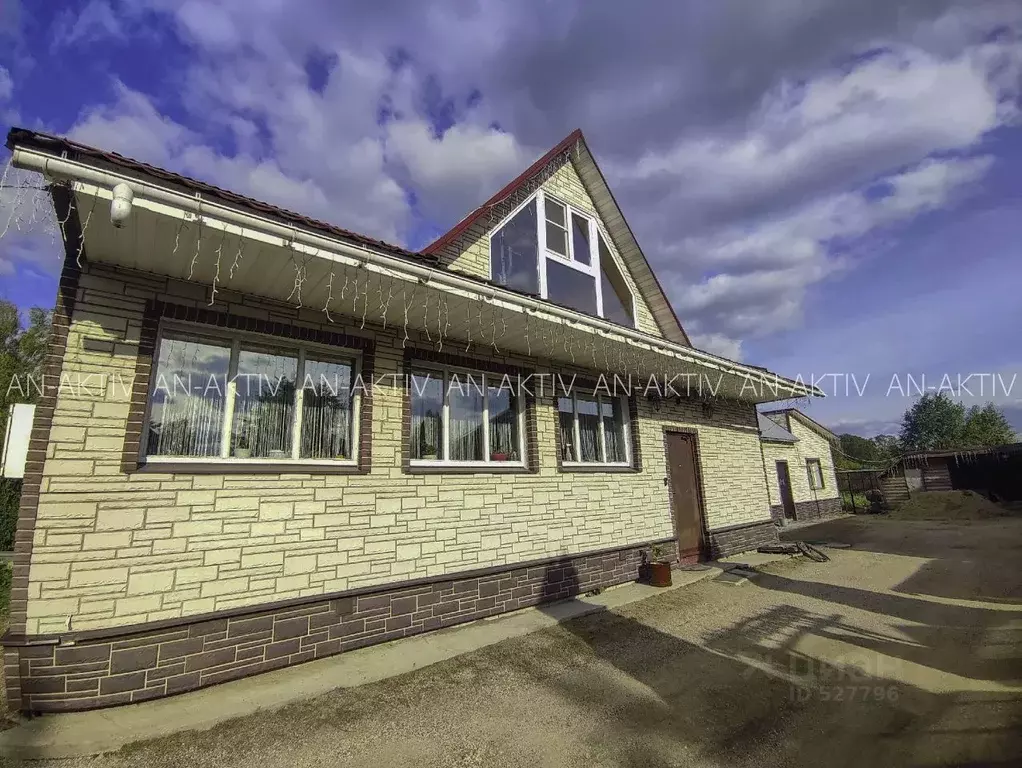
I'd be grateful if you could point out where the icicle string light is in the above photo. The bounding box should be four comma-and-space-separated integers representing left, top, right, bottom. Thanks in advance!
229, 239, 246, 280
209, 229, 227, 306
401, 287, 415, 348
323, 271, 335, 322
75, 194, 98, 268
360, 273, 370, 330
187, 210, 203, 280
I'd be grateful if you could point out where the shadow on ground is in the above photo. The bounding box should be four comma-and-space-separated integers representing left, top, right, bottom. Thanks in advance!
531, 529, 1022, 767
780, 516, 1022, 604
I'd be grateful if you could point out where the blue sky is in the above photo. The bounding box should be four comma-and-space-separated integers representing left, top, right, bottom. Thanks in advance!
1, 0, 1021, 437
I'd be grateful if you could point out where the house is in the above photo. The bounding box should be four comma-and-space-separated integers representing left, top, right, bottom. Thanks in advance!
2, 127, 821, 713
758, 408, 840, 523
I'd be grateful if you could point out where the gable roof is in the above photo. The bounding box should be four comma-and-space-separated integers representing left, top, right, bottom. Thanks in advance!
422, 130, 691, 346
760, 408, 838, 443
758, 413, 798, 443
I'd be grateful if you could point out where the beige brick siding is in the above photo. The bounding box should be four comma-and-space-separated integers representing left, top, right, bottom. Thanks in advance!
435, 158, 663, 338
23, 264, 769, 634
761, 417, 839, 506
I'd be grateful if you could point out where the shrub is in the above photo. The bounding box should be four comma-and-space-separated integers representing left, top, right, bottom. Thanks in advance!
0, 479, 20, 551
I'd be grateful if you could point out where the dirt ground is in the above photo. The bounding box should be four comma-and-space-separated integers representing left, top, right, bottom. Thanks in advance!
10, 516, 1022, 768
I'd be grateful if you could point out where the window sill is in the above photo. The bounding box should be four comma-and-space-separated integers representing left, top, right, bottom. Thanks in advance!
136, 458, 363, 475
407, 460, 531, 475
559, 462, 638, 473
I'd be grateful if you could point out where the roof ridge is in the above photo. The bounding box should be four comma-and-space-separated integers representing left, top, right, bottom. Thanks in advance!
421, 128, 583, 255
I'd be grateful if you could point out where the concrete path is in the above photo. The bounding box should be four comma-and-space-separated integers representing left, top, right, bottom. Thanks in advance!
0, 566, 721, 760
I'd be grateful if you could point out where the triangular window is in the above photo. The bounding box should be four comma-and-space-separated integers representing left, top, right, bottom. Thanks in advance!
489, 191, 637, 329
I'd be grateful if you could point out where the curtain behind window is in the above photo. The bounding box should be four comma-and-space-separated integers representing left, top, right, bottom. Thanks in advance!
449, 375, 484, 461
146, 338, 231, 457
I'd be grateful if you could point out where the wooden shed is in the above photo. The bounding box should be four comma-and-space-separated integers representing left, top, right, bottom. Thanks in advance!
882, 444, 1022, 502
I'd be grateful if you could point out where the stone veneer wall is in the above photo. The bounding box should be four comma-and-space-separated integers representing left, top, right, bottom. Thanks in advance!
430, 155, 663, 339
6, 261, 776, 711
13, 540, 675, 712
761, 416, 839, 513
770, 497, 843, 524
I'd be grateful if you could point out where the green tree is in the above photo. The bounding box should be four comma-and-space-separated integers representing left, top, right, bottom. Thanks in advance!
962, 403, 1017, 447
837, 433, 877, 469
871, 434, 901, 462
1, 300, 52, 419
899, 393, 965, 451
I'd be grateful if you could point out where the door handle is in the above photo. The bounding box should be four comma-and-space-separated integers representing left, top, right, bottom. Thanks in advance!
663, 477, 669, 486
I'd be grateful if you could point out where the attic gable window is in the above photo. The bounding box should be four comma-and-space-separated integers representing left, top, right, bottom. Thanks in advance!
599, 233, 635, 327
489, 198, 539, 295
488, 190, 638, 330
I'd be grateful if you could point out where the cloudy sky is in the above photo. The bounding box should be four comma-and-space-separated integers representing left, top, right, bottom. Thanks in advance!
1, 0, 1021, 436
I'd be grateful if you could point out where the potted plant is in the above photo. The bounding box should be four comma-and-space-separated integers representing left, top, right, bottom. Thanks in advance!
490, 450, 508, 462
422, 441, 438, 460
234, 435, 251, 459
649, 543, 672, 587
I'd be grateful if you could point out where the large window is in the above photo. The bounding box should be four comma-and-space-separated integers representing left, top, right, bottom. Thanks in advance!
145, 327, 358, 464
557, 394, 631, 466
489, 198, 539, 295
599, 233, 635, 327
488, 190, 637, 328
807, 459, 825, 490
410, 367, 525, 466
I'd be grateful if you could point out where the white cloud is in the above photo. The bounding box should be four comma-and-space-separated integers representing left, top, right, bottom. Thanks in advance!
689, 332, 743, 361
12, 0, 1021, 369
386, 120, 532, 222
615, 32, 1021, 359
0, 66, 12, 102
51, 0, 125, 48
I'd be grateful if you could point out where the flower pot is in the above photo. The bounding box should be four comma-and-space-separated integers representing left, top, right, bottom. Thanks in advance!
490, 452, 508, 462
234, 448, 251, 459
422, 452, 438, 460
649, 561, 672, 588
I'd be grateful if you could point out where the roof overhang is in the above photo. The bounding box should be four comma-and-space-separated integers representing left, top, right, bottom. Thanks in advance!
12, 140, 823, 405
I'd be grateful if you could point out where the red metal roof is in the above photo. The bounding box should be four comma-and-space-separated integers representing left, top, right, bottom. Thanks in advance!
422, 129, 583, 255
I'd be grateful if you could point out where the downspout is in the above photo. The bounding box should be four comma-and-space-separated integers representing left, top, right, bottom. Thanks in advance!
12, 147, 819, 400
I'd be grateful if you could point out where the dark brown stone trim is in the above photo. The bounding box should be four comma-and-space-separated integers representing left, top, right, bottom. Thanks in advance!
120, 302, 159, 473
708, 518, 776, 534
706, 520, 777, 558
4, 184, 84, 709
2, 535, 678, 648
121, 300, 375, 474
780, 497, 842, 523
8, 537, 678, 713
401, 347, 538, 473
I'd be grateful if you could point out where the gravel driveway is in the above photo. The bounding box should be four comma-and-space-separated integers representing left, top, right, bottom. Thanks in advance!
14, 517, 1022, 768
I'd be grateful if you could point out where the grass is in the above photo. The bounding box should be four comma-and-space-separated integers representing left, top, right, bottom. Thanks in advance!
840, 491, 871, 512
0, 560, 10, 632
890, 490, 1011, 521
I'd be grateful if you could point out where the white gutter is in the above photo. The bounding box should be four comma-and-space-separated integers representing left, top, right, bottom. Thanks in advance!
12, 146, 820, 398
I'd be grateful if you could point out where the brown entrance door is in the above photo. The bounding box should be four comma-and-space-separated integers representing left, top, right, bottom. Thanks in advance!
665, 432, 706, 562
776, 461, 796, 520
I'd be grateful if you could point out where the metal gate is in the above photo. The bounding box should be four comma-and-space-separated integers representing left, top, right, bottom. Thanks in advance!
835, 469, 889, 513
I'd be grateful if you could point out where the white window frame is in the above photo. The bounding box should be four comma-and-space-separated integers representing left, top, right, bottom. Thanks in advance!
141, 321, 361, 467
807, 458, 824, 490
409, 363, 527, 469
489, 189, 646, 328
558, 393, 632, 468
